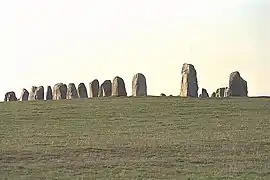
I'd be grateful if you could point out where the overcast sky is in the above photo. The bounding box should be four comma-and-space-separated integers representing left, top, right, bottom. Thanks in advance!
0, 0, 269, 98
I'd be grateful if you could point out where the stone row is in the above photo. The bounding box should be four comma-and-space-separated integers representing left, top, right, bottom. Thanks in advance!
4, 64, 248, 101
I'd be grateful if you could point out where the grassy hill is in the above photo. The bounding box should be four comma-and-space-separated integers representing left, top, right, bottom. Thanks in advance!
0, 97, 269, 179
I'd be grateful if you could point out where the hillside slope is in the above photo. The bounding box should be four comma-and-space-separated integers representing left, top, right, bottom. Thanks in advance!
0, 97, 269, 179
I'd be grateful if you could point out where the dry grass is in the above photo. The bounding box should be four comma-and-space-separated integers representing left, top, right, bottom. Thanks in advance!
0, 97, 269, 179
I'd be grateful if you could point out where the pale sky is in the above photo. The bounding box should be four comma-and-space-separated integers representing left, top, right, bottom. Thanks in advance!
0, 0, 269, 99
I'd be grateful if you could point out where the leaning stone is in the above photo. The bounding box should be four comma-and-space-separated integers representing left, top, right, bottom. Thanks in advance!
4, 91, 17, 102
228, 71, 248, 97
199, 88, 209, 98
98, 80, 112, 97
78, 83, 88, 98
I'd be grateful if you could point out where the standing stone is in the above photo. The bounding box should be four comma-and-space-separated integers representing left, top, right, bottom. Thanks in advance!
20, 89, 29, 101
53, 83, 67, 100
29, 86, 37, 100
215, 87, 226, 97
4, 91, 17, 102
228, 71, 248, 97
224, 87, 229, 97
67, 83, 78, 99
211, 92, 216, 98
180, 63, 198, 97
89, 79, 99, 97
132, 73, 147, 96
34, 86, 44, 100
98, 80, 112, 97
199, 88, 209, 98
111, 76, 127, 97
46, 86, 53, 100
78, 83, 88, 98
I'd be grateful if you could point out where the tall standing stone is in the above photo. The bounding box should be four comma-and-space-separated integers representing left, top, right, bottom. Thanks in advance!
53, 83, 67, 100
34, 86, 44, 100
112, 76, 127, 97
67, 83, 78, 99
78, 83, 88, 98
132, 73, 147, 96
20, 89, 29, 101
4, 91, 17, 102
228, 71, 248, 97
46, 86, 53, 100
180, 63, 198, 97
29, 86, 37, 101
98, 80, 112, 97
89, 79, 99, 97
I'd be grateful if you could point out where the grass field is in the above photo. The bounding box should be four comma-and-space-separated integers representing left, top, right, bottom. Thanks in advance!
0, 97, 269, 179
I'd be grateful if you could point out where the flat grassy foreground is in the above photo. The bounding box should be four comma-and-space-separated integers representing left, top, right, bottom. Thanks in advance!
0, 97, 269, 179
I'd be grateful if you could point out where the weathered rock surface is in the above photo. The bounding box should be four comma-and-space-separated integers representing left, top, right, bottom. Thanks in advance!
67, 83, 78, 99
4, 91, 17, 101
46, 86, 53, 100
78, 83, 88, 98
199, 88, 209, 98
180, 63, 198, 97
89, 79, 99, 97
29, 86, 37, 100
132, 73, 147, 96
34, 86, 44, 100
228, 71, 248, 97
53, 83, 67, 100
211, 92, 216, 98
111, 76, 127, 97
98, 80, 112, 97
20, 89, 29, 101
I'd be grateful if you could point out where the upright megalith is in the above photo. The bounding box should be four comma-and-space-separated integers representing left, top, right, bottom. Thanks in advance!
199, 88, 209, 98
46, 86, 53, 100
211, 92, 216, 98
67, 83, 78, 99
29, 86, 37, 101
132, 73, 147, 96
4, 91, 17, 102
78, 83, 88, 98
34, 86, 44, 100
180, 63, 198, 97
20, 89, 29, 101
98, 80, 112, 97
53, 83, 67, 100
89, 79, 99, 97
112, 76, 127, 97
228, 71, 248, 97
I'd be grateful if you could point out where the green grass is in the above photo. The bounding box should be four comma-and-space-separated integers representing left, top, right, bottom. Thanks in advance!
0, 97, 269, 179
